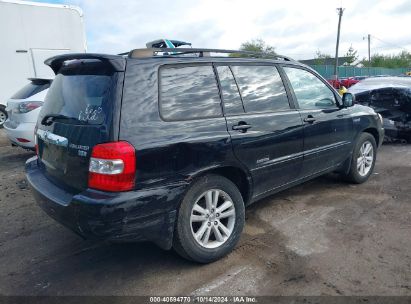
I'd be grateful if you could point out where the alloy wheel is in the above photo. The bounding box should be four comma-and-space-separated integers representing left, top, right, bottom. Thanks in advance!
0, 110, 6, 126
357, 140, 374, 177
190, 189, 236, 249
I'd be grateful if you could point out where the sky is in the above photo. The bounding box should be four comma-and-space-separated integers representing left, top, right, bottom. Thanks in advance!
30, 0, 411, 60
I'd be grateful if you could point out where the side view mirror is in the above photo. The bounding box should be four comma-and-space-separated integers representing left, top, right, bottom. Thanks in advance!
342, 92, 355, 107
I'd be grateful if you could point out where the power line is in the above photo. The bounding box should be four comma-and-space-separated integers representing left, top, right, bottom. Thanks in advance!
373, 46, 406, 50
371, 35, 409, 52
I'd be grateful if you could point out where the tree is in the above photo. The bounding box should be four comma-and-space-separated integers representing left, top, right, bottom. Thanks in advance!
344, 45, 358, 66
360, 51, 411, 68
314, 50, 331, 65
229, 39, 276, 57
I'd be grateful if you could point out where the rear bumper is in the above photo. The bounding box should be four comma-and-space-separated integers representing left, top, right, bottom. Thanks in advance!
4, 121, 35, 149
25, 156, 188, 250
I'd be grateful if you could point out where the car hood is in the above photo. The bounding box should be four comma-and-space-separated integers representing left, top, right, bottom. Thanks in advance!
349, 77, 411, 95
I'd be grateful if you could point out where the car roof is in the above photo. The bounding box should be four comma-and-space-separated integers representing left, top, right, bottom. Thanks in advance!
44, 49, 310, 75
125, 48, 309, 68
128, 47, 294, 61
126, 55, 306, 67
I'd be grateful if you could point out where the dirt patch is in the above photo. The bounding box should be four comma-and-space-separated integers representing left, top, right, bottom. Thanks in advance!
0, 129, 410, 296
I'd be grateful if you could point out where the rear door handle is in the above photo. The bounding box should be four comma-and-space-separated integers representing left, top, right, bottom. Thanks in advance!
232, 122, 252, 132
303, 115, 316, 123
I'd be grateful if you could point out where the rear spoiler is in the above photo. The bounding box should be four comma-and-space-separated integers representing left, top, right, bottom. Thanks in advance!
44, 53, 126, 74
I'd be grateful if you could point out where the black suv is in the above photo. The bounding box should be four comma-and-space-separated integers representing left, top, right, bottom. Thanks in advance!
26, 48, 384, 263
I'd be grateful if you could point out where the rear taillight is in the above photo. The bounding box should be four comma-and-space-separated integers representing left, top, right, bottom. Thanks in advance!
88, 141, 136, 192
15, 101, 43, 114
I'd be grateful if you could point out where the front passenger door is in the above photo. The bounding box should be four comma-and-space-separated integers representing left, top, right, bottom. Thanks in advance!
282, 66, 353, 177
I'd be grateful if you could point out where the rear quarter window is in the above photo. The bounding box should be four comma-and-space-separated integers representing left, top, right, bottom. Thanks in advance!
159, 65, 222, 121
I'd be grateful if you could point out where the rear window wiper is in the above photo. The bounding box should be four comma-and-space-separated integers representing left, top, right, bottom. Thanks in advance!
41, 114, 88, 126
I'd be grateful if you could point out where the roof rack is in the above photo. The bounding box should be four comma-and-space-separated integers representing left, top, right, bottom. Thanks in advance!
126, 48, 294, 61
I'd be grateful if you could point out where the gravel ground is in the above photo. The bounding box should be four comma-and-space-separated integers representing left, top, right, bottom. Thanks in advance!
0, 129, 410, 296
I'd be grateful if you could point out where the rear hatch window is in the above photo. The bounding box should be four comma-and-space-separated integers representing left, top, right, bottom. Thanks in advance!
39, 60, 115, 125
37, 58, 124, 192
11, 79, 50, 99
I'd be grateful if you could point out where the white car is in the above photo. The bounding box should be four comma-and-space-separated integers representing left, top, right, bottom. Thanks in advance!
0, 104, 6, 127
4, 78, 51, 150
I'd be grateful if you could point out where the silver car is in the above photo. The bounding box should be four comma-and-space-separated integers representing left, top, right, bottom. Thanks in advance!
4, 78, 51, 149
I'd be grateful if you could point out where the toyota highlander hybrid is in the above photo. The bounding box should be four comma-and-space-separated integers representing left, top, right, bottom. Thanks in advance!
25, 48, 384, 263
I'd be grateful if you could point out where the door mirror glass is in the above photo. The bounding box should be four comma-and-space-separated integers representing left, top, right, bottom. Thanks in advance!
342, 92, 355, 107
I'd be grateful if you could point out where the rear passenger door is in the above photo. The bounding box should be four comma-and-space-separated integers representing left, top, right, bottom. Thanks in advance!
281, 66, 353, 177
215, 64, 304, 198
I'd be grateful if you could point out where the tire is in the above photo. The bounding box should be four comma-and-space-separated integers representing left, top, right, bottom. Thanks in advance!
345, 132, 377, 184
173, 174, 245, 263
0, 106, 7, 128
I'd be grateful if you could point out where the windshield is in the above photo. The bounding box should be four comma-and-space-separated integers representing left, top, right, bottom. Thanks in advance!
39, 61, 118, 125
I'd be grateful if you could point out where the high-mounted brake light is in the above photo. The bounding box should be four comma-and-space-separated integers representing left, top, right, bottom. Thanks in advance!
88, 141, 136, 192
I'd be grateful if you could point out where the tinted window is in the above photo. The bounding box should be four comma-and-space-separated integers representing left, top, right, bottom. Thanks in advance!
39, 61, 117, 125
160, 65, 222, 120
284, 67, 336, 109
231, 65, 289, 113
216, 66, 244, 115
12, 81, 50, 99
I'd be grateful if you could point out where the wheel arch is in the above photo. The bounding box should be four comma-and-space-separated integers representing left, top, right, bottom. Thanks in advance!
340, 128, 379, 175
362, 127, 380, 147
187, 165, 253, 206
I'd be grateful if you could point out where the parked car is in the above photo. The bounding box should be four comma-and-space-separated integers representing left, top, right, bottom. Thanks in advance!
341, 77, 360, 88
349, 77, 411, 142
4, 78, 51, 149
328, 77, 360, 90
353, 76, 368, 81
327, 78, 341, 89
26, 49, 384, 263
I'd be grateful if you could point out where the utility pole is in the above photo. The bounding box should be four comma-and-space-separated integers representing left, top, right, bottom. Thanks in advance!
334, 7, 344, 80
363, 34, 371, 75
367, 34, 371, 63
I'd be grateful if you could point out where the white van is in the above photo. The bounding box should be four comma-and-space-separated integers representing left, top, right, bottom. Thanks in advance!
0, 0, 87, 126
